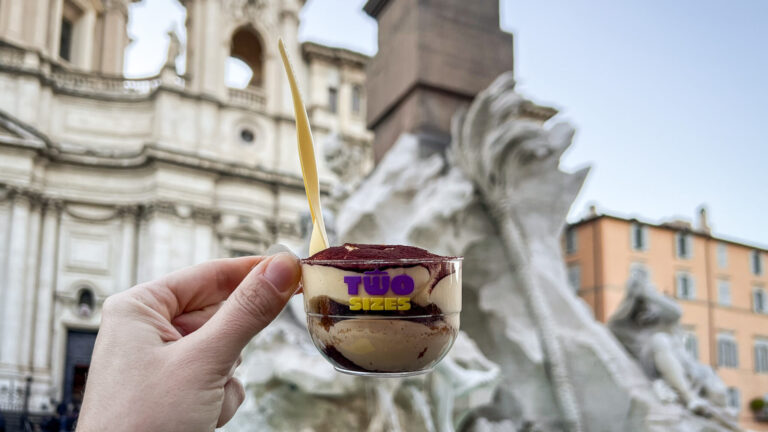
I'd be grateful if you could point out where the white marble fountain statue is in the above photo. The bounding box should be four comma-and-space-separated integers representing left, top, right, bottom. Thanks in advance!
225, 73, 745, 432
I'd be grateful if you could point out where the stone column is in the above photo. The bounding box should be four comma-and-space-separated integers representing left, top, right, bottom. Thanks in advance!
363, 0, 515, 162
47, 0, 64, 58
32, 200, 62, 372
184, 0, 203, 93
0, 192, 31, 367
99, 0, 129, 74
185, 0, 224, 98
118, 206, 139, 289
193, 209, 217, 264
73, 8, 96, 70
0, 190, 12, 366
22, 0, 52, 50
0, 0, 25, 43
277, 8, 302, 117
19, 197, 43, 370
137, 202, 176, 281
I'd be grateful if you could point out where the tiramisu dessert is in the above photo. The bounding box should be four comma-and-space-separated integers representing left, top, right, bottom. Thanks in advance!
301, 244, 462, 376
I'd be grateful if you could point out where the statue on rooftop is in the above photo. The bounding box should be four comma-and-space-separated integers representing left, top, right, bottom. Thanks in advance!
164, 29, 181, 72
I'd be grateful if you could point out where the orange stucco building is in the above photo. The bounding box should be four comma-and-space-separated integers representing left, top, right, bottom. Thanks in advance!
564, 209, 768, 430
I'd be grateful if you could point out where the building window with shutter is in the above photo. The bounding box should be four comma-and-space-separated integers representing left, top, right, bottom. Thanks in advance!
567, 264, 581, 294
754, 287, 767, 314
751, 250, 763, 275
682, 331, 699, 360
726, 387, 741, 412
676, 272, 695, 300
675, 232, 692, 259
716, 243, 728, 268
717, 333, 739, 368
631, 223, 648, 251
755, 339, 768, 373
717, 280, 731, 306
565, 227, 577, 255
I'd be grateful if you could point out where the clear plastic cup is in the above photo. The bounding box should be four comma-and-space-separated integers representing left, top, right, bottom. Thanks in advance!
301, 256, 462, 377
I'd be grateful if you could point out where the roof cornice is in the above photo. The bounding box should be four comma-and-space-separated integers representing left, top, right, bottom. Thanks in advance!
301, 41, 370, 68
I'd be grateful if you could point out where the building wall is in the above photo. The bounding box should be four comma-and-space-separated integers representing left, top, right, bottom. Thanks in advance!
0, 0, 372, 416
565, 215, 768, 430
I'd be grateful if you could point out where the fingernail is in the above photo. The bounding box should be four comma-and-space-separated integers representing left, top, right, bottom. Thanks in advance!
263, 252, 299, 293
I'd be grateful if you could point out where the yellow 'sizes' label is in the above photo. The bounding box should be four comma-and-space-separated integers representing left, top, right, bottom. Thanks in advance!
349, 296, 411, 311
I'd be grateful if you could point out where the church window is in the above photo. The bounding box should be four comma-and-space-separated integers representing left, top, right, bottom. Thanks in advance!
240, 128, 255, 144
60, 1, 83, 62
328, 87, 338, 113
227, 26, 264, 89
352, 85, 362, 115
77, 287, 95, 318
60, 18, 74, 61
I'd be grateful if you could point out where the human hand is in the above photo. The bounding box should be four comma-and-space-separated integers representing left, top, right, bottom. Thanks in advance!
77, 253, 301, 432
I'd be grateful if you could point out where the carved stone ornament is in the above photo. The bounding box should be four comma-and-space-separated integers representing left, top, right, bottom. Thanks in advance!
192, 207, 220, 224
102, 0, 129, 15
3, 186, 43, 207
64, 203, 121, 221
141, 201, 178, 220
223, 0, 268, 21
43, 198, 65, 212
116, 204, 141, 218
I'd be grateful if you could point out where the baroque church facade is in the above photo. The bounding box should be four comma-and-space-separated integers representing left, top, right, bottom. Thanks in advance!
0, 0, 371, 415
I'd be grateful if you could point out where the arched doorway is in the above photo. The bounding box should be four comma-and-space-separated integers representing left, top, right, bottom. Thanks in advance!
62, 330, 97, 411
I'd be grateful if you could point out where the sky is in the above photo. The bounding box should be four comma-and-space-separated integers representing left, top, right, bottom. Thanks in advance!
124, 0, 768, 247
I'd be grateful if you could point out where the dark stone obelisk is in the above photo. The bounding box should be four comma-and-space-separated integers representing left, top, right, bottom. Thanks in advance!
364, 0, 515, 162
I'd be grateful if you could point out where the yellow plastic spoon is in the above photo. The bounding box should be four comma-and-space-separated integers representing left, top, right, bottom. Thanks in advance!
278, 39, 329, 255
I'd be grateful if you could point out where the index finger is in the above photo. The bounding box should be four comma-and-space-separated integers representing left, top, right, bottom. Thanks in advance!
138, 256, 265, 320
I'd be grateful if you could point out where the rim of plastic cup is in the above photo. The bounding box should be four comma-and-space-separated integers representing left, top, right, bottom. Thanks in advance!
306, 312, 459, 319
300, 256, 463, 266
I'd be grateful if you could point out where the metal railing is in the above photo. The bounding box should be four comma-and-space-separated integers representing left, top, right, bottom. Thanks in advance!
0, 380, 26, 412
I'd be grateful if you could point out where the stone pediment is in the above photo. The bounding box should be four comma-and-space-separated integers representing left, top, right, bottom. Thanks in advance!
0, 122, 19, 138
0, 110, 47, 148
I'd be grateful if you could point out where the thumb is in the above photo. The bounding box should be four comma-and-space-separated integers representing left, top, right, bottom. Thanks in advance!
186, 252, 301, 364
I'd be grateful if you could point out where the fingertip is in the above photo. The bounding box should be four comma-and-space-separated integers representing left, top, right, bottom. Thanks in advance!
262, 252, 301, 294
